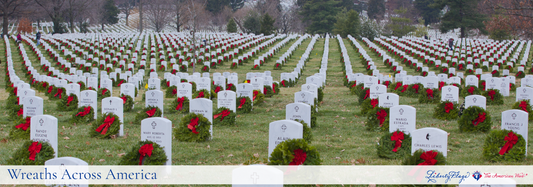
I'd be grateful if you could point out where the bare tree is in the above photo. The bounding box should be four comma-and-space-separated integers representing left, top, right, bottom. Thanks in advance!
0, 0, 32, 35
34, 0, 68, 33
170, 0, 186, 32
183, 0, 207, 73
65, 0, 90, 32
118, 0, 135, 26
139, 0, 143, 32
145, 0, 173, 32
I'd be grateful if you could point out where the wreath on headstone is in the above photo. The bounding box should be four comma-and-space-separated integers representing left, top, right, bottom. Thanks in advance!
294, 119, 313, 144
9, 117, 32, 139
268, 138, 322, 165
120, 94, 134, 112
98, 88, 111, 98
516, 71, 525, 78
230, 62, 238, 69
273, 63, 282, 70
389, 82, 403, 93
56, 93, 78, 111
236, 96, 252, 113
433, 101, 459, 120
482, 129, 526, 162
358, 88, 371, 104
213, 107, 236, 126
90, 113, 121, 139
170, 96, 189, 113
179, 65, 187, 72
114, 79, 127, 87
402, 149, 446, 165
483, 89, 504, 105
226, 83, 237, 92
192, 89, 210, 99
201, 65, 210, 72
211, 85, 223, 99
77, 81, 86, 90
135, 106, 163, 122
491, 69, 500, 77
365, 107, 390, 132
263, 85, 274, 97
251, 64, 260, 70
6, 141, 55, 165
280, 80, 289, 87
51, 87, 66, 100
174, 113, 211, 142
512, 100, 533, 121
165, 86, 177, 98
510, 83, 516, 91
70, 106, 95, 124
317, 87, 323, 102
253, 90, 264, 105
361, 98, 379, 116
350, 83, 364, 95
460, 85, 481, 97
118, 140, 168, 165
418, 88, 440, 104
376, 130, 412, 159
45, 85, 55, 98
458, 106, 491, 132
160, 79, 169, 89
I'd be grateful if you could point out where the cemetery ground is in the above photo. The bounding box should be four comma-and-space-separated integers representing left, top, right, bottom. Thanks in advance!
1, 38, 533, 169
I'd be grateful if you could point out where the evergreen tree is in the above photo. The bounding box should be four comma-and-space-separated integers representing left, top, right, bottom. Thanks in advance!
333, 9, 360, 38
367, 0, 385, 20
227, 19, 238, 33
360, 17, 380, 40
299, 0, 339, 34
433, 0, 486, 38
230, 0, 245, 11
206, 0, 229, 14
385, 8, 417, 37
260, 13, 276, 35
414, 0, 440, 26
243, 12, 261, 34
101, 0, 120, 31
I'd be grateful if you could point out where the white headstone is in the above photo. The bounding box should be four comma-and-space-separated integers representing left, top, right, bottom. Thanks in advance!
440, 86, 459, 103
145, 90, 164, 116
101, 97, 124, 136
24, 96, 43, 117
30, 115, 58, 158
285, 103, 311, 128
389, 105, 416, 134
465, 95, 487, 110
79, 90, 98, 119
190, 98, 213, 136
268, 120, 303, 157
411, 127, 448, 157
294, 91, 315, 106
141, 117, 172, 165
378, 93, 399, 108
217, 91, 237, 112
501, 109, 528, 154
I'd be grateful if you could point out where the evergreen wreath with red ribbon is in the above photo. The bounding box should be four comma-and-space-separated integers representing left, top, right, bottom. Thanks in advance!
174, 113, 211, 142
118, 140, 168, 165
6, 141, 55, 165
90, 113, 121, 139
482, 129, 526, 162
268, 139, 322, 165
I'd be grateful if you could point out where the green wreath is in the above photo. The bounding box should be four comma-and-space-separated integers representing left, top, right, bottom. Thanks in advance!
56, 94, 78, 111
510, 83, 516, 91
9, 104, 23, 122
170, 96, 189, 113
377, 130, 412, 159
483, 89, 504, 105
402, 149, 446, 165
512, 100, 533, 121
135, 106, 163, 122
6, 141, 55, 165
389, 82, 404, 93
264, 85, 274, 97
90, 113, 121, 139
482, 129, 526, 162
361, 98, 379, 116
418, 88, 441, 104
350, 84, 364, 95
120, 94, 134, 112
317, 87, 324, 102
179, 65, 187, 72
365, 107, 390, 132
433, 101, 459, 120
460, 85, 481, 97
192, 89, 210, 99
226, 83, 237, 92
201, 65, 210, 72
236, 96, 252, 113
45, 85, 56, 98
114, 79, 127, 87
458, 106, 492, 132
51, 87, 66, 100
9, 117, 32, 139
252, 90, 264, 105
165, 86, 177, 98
160, 80, 169, 89
98, 88, 111, 98
77, 81, 86, 90
294, 119, 313, 144
70, 106, 95, 124
174, 113, 211, 142
358, 88, 371, 104
230, 62, 238, 69
273, 82, 280, 94
118, 140, 168, 165
213, 107, 236, 126
268, 138, 322, 165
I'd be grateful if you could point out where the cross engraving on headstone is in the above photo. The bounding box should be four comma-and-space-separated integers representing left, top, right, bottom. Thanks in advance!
251, 172, 260, 184
399, 108, 404, 115
512, 113, 517, 120
151, 121, 157, 129
473, 98, 477, 103
30, 99, 33, 104
39, 119, 44, 126
295, 106, 299, 112
281, 124, 286, 132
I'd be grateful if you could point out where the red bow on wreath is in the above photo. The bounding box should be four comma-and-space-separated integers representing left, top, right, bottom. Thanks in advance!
438, 82, 445, 90
364, 89, 370, 100
468, 87, 475, 95
253, 90, 259, 101
401, 85, 409, 93
426, 89, 434, 99
391, 131, 404, 152
28, 142, 42, 161
138, 144, 153, 165
412, 84, 420, 93
370, 99, 378, 109
472, 112, 486, 126
118, 80, 124, 87
102, 88, 108, 96
121, 95, 127, 104
172, 88, 177, 95
55, 89, 63, 99
499, 132, 518, 155
48, 86, 53, 94
281, 80, 286, 87
95, 116, 115, 135
214, 109, 230, 121
188, 117, 199, 134
196, 91, 204, 98
176, 97, 185, 110
214, 86, 221, 93
272, 83, 276, 93
227, 83, 234, 90
444, 102, 454, 113
15, 117, 31, 131
76, 107, 92, 117
146, 108, 157, 117
519, 101, 528, 112
418, 150, 438, 165
66, 96, 74, 106
17, 107, 23, 116
289, 149, 307, 165
238, 98, 246, 108
488, 90, 496, 100
376, 109, 387, 127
